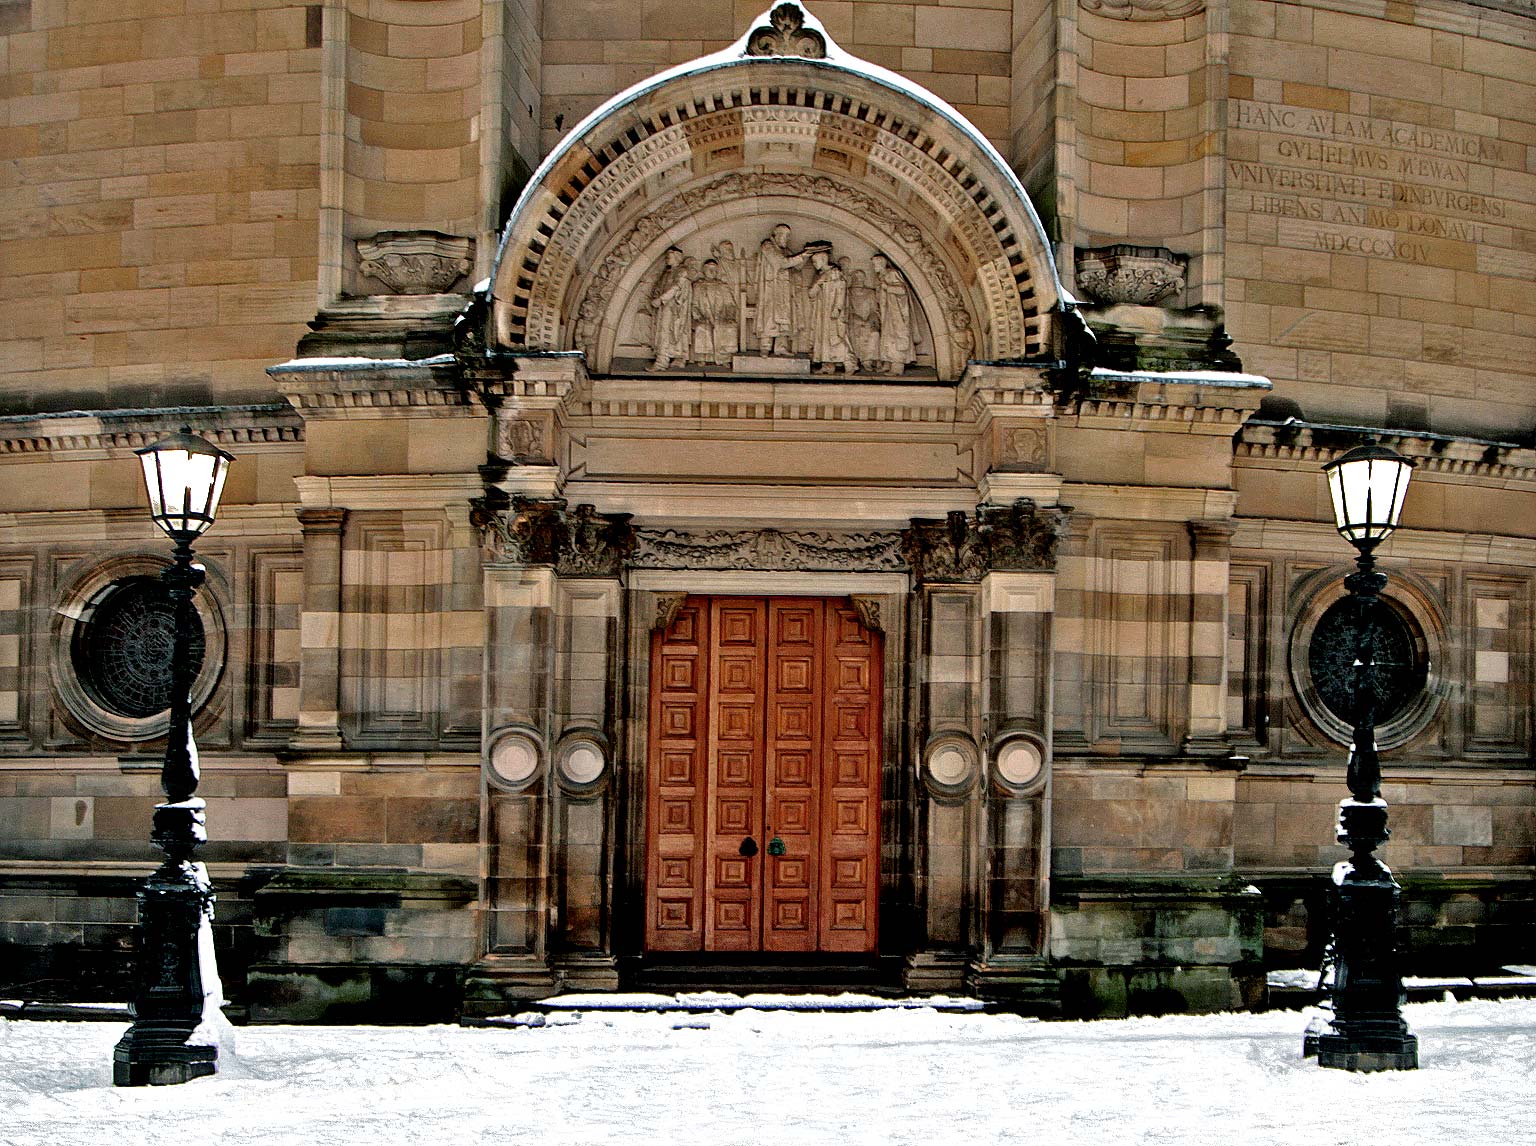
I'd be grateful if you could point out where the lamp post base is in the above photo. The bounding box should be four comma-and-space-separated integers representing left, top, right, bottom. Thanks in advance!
1315, 1032, 1419, 1074
113, 1026, 217, 1087
112, 854, 220, 1087
1311, 801, 1418, 1072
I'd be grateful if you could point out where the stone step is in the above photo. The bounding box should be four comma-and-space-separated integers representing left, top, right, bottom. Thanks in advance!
478, 991, 989, 1024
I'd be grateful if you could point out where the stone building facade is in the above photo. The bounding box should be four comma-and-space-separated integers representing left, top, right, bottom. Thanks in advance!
0, 0, 1531, 1021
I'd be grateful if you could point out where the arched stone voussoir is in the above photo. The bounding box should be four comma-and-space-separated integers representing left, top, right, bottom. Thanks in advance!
488, 2, 1066, 380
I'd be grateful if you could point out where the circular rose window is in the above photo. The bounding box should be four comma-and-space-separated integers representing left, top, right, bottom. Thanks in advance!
73, 577, 206, 719
1289, 578, 1440, 751
53, 558, 226, 744
1305, 597, 1427, 727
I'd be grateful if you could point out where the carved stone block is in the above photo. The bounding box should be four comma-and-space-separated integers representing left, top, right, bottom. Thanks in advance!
357, 231, 474, 295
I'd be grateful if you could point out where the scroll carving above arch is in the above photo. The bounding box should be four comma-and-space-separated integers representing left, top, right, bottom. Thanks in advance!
487, 2, 1066, 383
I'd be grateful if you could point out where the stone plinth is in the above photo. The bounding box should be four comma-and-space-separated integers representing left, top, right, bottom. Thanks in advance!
732, 354, 812, 375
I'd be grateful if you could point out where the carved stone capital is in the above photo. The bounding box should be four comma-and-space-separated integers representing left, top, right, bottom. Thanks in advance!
1187, 518, 1238, 555
849, 596, 883, 634
475, 496, 634, 577
1080, 0, 1205, 20
903, 501, 1070, 584
1075, 245, 1187, 307
295, 506, 347, 535
356, 231, 474, 295
653, 593, 688, 632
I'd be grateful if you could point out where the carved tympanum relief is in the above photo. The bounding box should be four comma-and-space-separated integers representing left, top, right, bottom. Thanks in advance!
631, 223, 930, 377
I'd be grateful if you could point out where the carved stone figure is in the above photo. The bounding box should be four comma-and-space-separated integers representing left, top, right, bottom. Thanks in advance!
712, 239, 753, 349
755, 224, 812, 355
691, 259, 739, 365
806, 246, 857, 374
648, 246, 693, 371
847, 269, 880, 370
872, 253, 916, 374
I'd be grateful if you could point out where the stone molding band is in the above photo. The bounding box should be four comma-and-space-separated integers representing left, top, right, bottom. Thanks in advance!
473, 496, 1069, 580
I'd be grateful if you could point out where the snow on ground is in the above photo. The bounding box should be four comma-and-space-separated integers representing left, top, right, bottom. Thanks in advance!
3, 998, 1535, 1146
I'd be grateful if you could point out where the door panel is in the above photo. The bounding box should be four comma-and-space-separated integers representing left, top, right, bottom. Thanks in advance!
645, 602, 710, 951
704, 600, 766, 951
645, 596, 881, 954
820, 602, 881, 953
764, 599, 823, 952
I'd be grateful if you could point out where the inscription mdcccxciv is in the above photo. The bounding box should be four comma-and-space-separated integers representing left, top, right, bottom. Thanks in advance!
1228, 100, 1519, 266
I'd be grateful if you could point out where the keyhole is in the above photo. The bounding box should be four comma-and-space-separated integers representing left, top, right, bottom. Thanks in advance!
739, 836, 758, 857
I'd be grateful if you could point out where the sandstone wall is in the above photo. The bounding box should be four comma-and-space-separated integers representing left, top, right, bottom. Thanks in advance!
2, 0, 322, 412
1224, 0, 1535, 438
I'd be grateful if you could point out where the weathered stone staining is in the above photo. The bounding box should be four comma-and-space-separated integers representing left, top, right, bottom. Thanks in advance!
637, 223, 928, 377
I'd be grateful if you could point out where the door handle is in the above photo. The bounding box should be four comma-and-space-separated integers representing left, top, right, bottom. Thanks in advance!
766, 826, 786, 857
739, 835, 759, 857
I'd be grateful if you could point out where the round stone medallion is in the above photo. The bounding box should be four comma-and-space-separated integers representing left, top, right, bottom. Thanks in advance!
994, 738, 1044, 790
923, 735, 978, 795
488, 731, 540, 787
559, 739, 606, 787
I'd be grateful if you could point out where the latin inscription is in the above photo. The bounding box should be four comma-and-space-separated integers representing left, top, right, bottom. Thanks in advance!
1228, 100, 1518, 265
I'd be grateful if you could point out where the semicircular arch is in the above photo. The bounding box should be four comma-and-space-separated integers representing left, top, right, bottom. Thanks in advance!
488, 6, 1065, 381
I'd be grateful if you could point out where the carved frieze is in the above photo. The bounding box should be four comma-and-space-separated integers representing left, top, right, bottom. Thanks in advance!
745, 3, 827, 59
903, 500, 1070, 584
1000, 426, 1049, 471
357, 231, 474, 295
475, 496, 635, 577
473, 502, 1066, 579
630, 528, 906, 573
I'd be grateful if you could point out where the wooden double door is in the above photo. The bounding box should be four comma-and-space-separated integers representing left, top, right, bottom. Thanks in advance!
645, 597, 882, 954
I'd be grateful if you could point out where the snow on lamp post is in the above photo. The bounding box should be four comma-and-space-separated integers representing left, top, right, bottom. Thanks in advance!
113, 427, 234, 1087
1307, 439, 1419, 1072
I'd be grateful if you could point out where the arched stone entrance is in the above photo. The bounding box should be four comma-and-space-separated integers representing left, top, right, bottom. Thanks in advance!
463, 3, 1070, 1012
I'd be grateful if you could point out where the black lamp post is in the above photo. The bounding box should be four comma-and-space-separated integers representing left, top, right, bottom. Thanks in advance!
113, 427, 234, 1087
1308, 439, 1419, 1072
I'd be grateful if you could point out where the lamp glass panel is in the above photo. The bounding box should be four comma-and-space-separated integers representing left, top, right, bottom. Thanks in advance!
1331, 455, 1411, 543
139, 453, 166, 519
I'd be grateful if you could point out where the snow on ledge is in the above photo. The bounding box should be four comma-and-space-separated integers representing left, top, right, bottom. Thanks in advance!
268, 355, 457, 373
1089, 366, 1272, 389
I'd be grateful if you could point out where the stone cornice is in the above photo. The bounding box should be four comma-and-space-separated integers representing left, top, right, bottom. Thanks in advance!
294, 474, 485, 511
1231, 519, 1536, 566
0, 404, 302, 458
1236, 420, 1536, 489
1065, 367, 1270, 433
270, 354, 475, 417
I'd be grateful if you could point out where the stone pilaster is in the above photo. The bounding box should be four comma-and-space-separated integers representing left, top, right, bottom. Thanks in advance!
465, 563, 558, 1013
549, 577, 623, 991
970, 571, 1057, 1004
290, 507, 346, 751
905, 582, 984, 995
1184, 519, 1237, 756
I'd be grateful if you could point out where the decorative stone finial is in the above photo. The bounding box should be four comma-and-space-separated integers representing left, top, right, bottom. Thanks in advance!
745, 3, 827, 59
